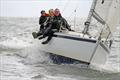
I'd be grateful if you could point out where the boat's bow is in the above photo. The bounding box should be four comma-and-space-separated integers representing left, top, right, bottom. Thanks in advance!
39, 31, 109, 65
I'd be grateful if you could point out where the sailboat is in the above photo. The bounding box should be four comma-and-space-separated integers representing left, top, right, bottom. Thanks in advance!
37, 0, 120, 65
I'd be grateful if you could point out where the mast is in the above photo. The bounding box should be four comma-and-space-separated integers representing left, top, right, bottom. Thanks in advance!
82, 0, 98, 34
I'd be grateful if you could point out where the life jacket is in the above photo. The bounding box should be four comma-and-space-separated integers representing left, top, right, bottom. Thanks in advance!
45, 13, 49, 17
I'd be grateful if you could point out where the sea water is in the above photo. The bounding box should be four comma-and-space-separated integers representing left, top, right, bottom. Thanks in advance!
0, 17, 120, 80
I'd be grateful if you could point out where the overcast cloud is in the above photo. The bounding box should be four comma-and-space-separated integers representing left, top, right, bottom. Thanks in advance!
0, 0, 92, 17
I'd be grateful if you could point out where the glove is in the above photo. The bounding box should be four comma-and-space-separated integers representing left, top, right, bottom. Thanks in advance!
68, 29, 75, 32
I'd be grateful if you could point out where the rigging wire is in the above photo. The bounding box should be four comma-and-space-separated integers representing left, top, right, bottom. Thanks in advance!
63, 1, 77, 18
74, 1, 79, 28
62, 0, 70, 13
58, 0, 80, 31
74, 9, 77, 29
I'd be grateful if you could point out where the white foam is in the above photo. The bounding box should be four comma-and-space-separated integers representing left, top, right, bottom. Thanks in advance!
17, 42, 51, 64
90, 63, 120, 73
0, 37, 32, 49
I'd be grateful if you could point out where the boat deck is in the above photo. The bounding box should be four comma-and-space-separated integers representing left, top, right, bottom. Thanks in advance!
54, 31, 97, 42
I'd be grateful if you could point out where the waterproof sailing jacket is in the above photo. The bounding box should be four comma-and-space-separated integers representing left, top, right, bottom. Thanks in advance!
39, 16, 47, 25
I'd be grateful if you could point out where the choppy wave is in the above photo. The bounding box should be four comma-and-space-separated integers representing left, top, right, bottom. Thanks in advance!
0, 17, 120, 80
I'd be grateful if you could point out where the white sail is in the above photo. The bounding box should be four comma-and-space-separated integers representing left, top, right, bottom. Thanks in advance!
90, 0, 120, 38
106, 0, 120, 33
94, 0, 113, 23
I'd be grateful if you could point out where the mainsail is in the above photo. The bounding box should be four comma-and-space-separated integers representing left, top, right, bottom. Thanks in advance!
86, 0, 120, 39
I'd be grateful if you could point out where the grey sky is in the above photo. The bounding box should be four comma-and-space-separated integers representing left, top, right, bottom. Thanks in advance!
0, 0, 92, 18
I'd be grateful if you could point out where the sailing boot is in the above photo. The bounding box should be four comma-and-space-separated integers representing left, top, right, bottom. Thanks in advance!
32, 32, 38, 39
41, 35, 52, 44
41, 40, 49, 44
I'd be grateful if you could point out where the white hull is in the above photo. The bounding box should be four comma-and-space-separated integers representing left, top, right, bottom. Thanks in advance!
39, 32, 110, 65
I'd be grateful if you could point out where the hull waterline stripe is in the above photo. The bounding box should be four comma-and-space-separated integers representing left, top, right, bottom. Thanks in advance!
53, 34, 96, 43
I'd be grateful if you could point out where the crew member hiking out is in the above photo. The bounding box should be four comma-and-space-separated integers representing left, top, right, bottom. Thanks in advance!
32, 10, 49, 39
54, 8, 73, 31
62, 17, 73, 31
39, 8, 63, 44
32, 9, 73, 44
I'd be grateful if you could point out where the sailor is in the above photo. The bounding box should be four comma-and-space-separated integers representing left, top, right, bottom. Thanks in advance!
39, 8, 63, 44
52, 8, 63, 31
62, 17, 73, 31
48, 9, 55, 17
43, 9, 55, 31
54, 8, 73, 31
32, 10, 49, 39
39, 8, 74, 44
42, 9, 55, 34
49, 8, 72, 31
38, 9, 56, 44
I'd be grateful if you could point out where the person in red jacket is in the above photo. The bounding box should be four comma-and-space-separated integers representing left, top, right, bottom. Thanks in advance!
39, 8, 73, 44
39, 8, 62, 44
